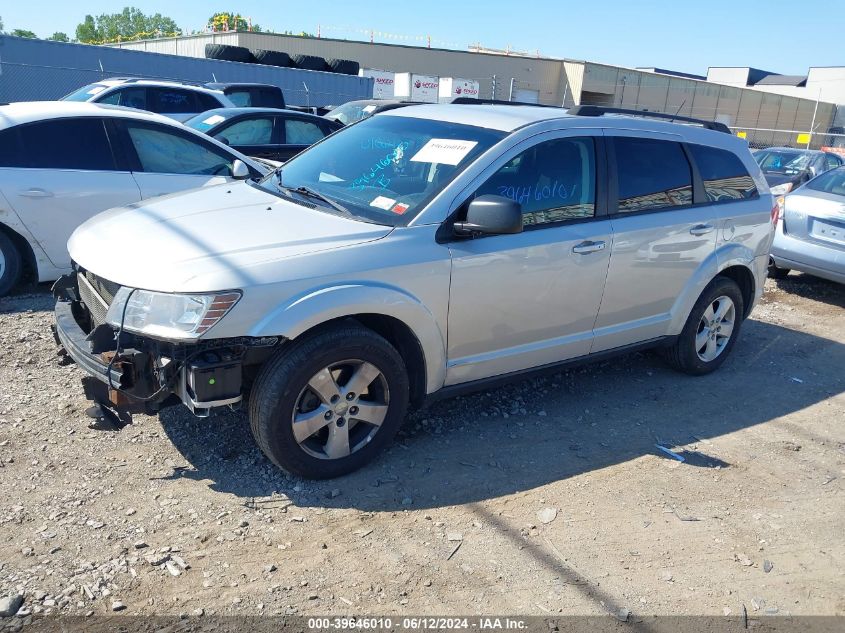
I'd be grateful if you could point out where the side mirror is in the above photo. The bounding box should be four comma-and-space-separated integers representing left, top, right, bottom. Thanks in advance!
231, 159, 250, 180
220, 137, 231, 146
454, 195, 523, 236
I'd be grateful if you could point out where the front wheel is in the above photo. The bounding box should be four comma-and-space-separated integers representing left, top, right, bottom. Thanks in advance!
664, 277, 745, 376
249, 323, 409, 479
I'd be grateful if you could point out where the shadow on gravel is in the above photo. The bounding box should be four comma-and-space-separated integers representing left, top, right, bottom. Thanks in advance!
771, 273, 845, 308
158, 318, 845, 511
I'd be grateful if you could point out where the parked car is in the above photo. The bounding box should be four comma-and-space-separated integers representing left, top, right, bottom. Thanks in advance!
203, 83, 286, 109
185, 108, 342, 162
753, 147, 843, 196
0, 102, 269, 296
324, 99, 422, 125
61, 78, 235, 122
769, 166, 845, 284
54, 105, 775, 478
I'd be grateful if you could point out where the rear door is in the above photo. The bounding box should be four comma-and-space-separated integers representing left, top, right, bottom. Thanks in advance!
592, 132, 716, 352
111, 120, 241, 198
213, 115, 278, 160
0, 118, 141, 270
279, 116, 332, 161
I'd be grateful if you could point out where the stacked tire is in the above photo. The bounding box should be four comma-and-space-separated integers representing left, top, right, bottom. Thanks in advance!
327, 58, 360, 75
205, 44, 254, 63
291, 54, 329, 72
253, 49, 292, 67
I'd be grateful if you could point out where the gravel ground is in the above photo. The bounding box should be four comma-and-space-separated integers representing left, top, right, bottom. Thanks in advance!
0, 274, 843, 620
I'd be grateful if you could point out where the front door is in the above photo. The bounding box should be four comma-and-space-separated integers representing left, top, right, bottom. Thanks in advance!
445, 132, 612, 385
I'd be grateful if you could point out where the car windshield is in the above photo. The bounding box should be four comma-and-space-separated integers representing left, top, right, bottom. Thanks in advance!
184, 111, 229, 133
325, 102, 377, 125
755, 150, 812, 174
257, 114, 506, 225
61, 84, 111, 101
804, 167, 845, 195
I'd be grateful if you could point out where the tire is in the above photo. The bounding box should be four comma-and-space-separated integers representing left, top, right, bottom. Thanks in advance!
291, 54, 328, 71
249, 323, 409, 479
664, 276, 745, 376
204, 43, 253, 63
252, 49, 292, 67
327, 58, 360, 75
0, 230, 23, 297
768, 258, 790, 280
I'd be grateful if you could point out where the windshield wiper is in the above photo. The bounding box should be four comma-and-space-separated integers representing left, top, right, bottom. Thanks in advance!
291, 185, 352, 217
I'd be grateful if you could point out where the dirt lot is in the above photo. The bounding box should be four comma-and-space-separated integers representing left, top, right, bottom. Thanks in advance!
0, 274, 843, 620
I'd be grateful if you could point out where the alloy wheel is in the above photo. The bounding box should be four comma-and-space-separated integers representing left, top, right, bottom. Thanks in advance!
291, 359, 390, 460
695, 295, 736, 362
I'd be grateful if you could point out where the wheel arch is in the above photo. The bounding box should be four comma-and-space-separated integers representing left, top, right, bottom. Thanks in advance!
0, 221, 38, 285
716, 264, 755, 319
249, 283, 447, 397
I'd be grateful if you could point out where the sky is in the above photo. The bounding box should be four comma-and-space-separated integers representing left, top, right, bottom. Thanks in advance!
1, 0, 842, 76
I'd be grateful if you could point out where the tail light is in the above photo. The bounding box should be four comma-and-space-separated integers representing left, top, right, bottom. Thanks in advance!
771, 198, 782, 227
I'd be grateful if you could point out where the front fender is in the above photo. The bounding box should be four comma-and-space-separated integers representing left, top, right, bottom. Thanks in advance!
249, 282, 447, 394
667, 242, 757, 335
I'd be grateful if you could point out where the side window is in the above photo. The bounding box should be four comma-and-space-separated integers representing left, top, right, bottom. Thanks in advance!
688, 144, 758, 202
225, 90, 252, 107
217, 118, 274, 145
195, 92, 223, 112
613, 137, 693, 213
149, 88, 197, 114
15, 119, 116, 171
824, 154, 841, 171
97, 87, 147, 110
0, 129, 22, 167
473, 137, 596, 226
284, 119, 327, 145
124, 124, 234, 176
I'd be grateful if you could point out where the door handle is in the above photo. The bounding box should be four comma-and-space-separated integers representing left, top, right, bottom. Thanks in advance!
19, 188, 54, 198
572, 240, 606, 254
689, 224, 714, 236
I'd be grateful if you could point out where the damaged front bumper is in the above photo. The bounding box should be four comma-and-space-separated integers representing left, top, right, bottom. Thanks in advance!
53, 273, 277, 417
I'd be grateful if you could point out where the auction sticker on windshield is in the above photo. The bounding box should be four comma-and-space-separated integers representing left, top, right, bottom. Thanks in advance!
370, 195, 396, 210
411, 139, 478, 165
203, 114, 227, 125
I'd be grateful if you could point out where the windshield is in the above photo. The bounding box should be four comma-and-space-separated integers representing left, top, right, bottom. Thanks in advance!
257, 114, 505, 225
755, 150, 812, 174
325, 102, 378, 125
804, 167, 845, 195
184, 111, 229, 133
61, 84, 111, 101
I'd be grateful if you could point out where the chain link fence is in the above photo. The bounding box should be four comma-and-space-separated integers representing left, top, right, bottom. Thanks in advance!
728, 127, 845, 153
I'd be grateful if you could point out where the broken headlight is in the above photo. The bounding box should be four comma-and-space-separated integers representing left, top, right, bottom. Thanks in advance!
106, 288, 241, 340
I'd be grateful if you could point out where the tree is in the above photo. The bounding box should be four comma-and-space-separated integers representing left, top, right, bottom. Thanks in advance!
207, 12, 261, 33
0, 15, 4, 33
47, 32, 69, 42
11, 29, 37, 38
75, 7, 181, 43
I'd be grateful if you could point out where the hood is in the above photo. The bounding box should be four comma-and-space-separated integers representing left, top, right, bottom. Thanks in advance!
69, 181, 392, 292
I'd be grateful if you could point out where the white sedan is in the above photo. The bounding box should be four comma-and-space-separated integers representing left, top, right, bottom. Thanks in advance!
0, 102, 270, 296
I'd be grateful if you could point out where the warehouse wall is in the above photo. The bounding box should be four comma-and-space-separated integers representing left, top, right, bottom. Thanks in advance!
0, 35, 372, 106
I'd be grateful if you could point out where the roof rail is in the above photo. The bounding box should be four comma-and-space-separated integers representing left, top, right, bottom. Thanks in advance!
450, 97, 561, 109
567, 105, 731, 134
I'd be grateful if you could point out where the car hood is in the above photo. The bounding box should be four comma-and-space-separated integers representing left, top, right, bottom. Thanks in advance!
69, 182, 393, 292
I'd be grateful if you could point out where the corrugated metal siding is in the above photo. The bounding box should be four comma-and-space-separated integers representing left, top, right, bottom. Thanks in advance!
0, 35, 371, 105
561, 61, 584, 107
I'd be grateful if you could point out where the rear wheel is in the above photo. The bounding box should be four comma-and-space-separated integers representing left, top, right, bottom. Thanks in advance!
0, 230, 22, 297
664, 277, 744, 376
768, 257, 790, 280
249, 324, 409, 479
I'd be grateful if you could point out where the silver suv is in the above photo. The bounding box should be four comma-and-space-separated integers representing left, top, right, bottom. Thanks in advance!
54, 104, 776, 479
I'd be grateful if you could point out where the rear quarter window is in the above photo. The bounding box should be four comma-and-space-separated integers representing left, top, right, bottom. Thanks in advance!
688, 144, 758, 202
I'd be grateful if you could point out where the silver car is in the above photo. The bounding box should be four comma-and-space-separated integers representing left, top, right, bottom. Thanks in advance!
769, 166, 845, 284
54, 104, 775, 478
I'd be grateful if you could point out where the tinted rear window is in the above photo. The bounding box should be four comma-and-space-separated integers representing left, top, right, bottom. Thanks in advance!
12, 119, 115, 170
613, 137, 693, 213
688, 144, 758, 202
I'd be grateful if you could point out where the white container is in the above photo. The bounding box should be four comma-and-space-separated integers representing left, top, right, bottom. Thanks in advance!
359, 68, 396, 100
394, 72, 440, 103
439, 77, 480, 101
